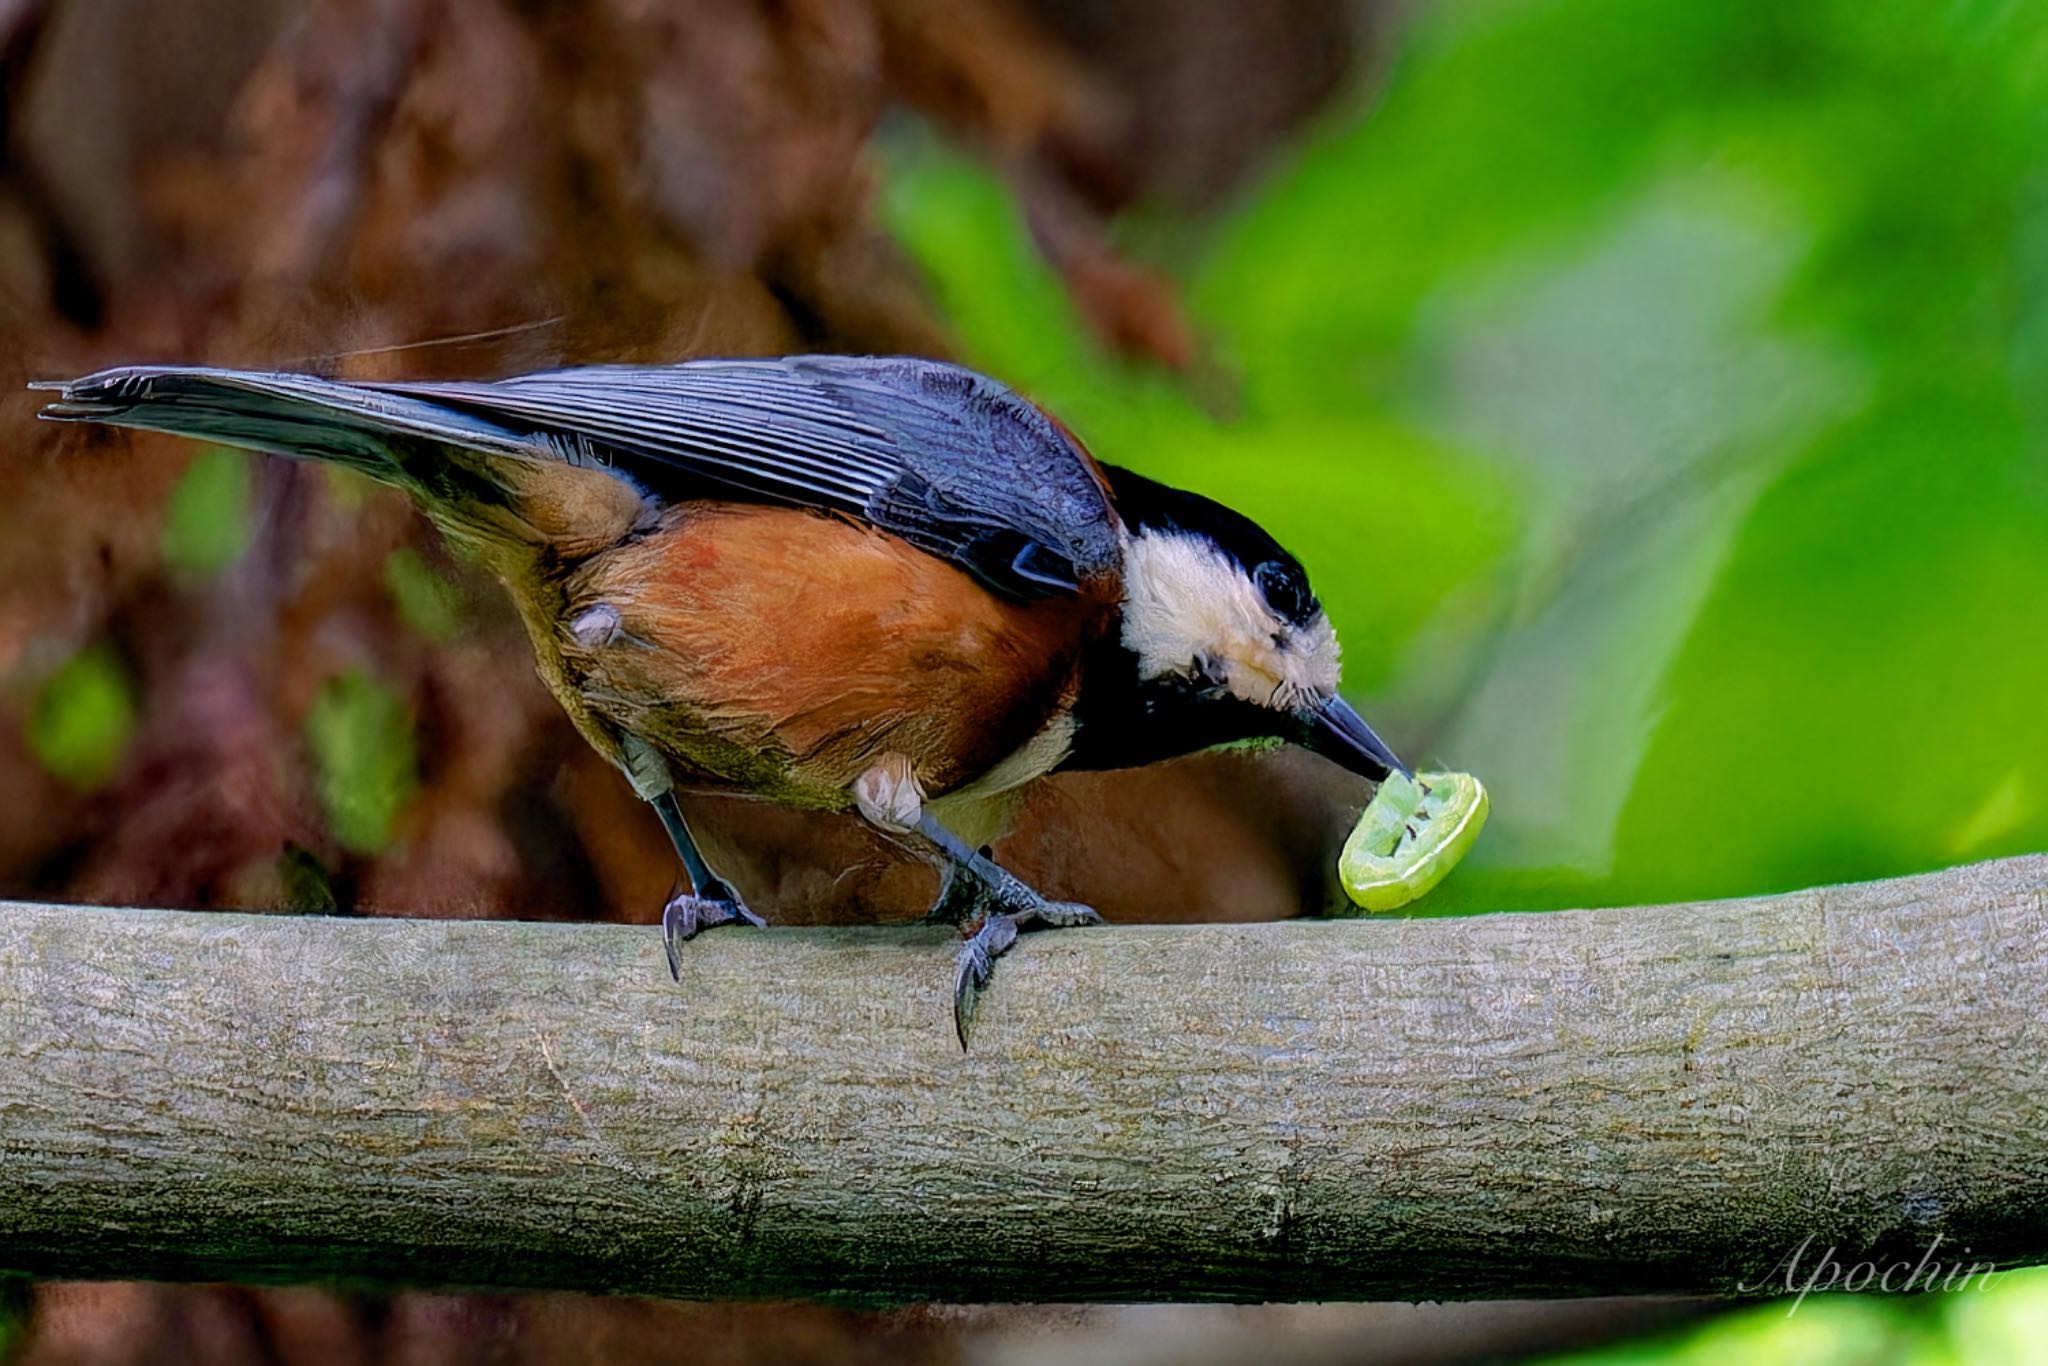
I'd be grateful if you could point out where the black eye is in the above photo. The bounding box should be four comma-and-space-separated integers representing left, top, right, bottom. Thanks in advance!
1254, 559, 1313, 623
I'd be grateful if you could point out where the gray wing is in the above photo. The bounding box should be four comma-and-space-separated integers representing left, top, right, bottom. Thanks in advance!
372, 355, 1124, 598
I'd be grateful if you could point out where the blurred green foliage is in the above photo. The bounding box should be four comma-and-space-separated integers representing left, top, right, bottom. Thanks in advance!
305, 669, 416, 855
160, 445, 251, 575
383, 547, 465, 642
24, 642, 137, 791
0, 1272, 26, 1362
1544, 1265, 2048, 1365
278, 841, 340, 913
882, 0, 2048, 915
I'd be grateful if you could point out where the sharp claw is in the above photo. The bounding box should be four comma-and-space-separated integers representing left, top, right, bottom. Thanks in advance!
914, 816, 1101, 1047
1029, 903, 1104, 930
660, 889, 764, 982
953, 939, 991, 1050
950, 910, 1045, 1049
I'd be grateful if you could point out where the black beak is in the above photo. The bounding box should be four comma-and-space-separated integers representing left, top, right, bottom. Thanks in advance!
1300, 695, 1411, 783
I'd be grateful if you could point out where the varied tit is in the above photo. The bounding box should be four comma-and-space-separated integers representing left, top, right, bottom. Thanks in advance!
35, 356, 1408, 1043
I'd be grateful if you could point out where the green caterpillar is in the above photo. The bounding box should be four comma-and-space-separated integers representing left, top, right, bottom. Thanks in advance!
1337, 770, 1490, 913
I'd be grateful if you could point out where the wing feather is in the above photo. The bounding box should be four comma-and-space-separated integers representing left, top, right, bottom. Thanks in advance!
372, 355, 1122, 597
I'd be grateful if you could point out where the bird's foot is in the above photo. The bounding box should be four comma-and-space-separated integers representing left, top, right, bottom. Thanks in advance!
952, 896, 1102, 1049
923, 853, 992, 925
661, 880, 766, 980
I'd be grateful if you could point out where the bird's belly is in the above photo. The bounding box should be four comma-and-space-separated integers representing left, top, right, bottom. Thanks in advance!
553, 502, 1103, 807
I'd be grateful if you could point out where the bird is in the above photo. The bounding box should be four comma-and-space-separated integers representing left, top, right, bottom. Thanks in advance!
34, 355, 1408, 1044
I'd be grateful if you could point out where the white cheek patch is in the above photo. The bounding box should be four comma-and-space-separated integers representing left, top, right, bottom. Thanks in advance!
1121, 529, 1341, 708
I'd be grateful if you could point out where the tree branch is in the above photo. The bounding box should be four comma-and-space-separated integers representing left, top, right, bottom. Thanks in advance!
1, 855, 2043, 1302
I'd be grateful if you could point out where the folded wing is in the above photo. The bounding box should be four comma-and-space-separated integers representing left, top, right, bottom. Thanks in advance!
372, 355, 1124, 598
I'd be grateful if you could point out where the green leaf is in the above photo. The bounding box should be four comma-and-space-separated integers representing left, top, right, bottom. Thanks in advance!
1613, 415, 2048, 903
877, 139, 1091, 389
306, 670, 417, 854
383, 548, 464, 642
1410, 174, 1863, 908
160, 446, 252, 575
25, 642, 138, 791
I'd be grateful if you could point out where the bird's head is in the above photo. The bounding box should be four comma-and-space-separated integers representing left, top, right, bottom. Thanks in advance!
1103, 467, 1410, 782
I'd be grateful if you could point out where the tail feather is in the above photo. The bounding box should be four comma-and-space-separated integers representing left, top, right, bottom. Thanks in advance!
33, 365, 538, 478
32, 364, 649, 560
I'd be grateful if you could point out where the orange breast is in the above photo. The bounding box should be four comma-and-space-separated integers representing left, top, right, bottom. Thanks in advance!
557, 503, 1115, 807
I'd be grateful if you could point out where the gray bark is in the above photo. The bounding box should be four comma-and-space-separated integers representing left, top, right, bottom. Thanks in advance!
0, 854, 2043, 1302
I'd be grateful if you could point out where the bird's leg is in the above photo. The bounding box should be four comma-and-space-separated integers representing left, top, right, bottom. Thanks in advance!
852, 755, 1100, 1046
912, 815, 1102, 1047
651, 789, 764, 980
